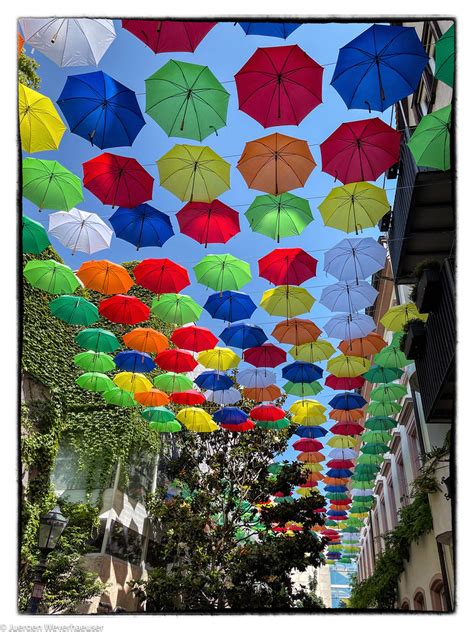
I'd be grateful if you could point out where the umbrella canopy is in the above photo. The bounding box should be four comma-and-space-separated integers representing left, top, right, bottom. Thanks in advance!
154, 372, 194, 393
150, 420, 182, 433
22, 158, 83, 211
169, 390, 205, 406
22, 216, 50, 254
77, 260, 133, 294
203, 290, 257, 322
235, 44, 323, 127
49, 295, 98, 326
151, 293, 202, 325
195, 370, 233, 391
289, 340, 336, 362
74, 351, 116, 373
297, 453, 324, 465
142, 406, 175, 423
289, 399, 326, 415
329, 408, 364, 422
338, 333, 387, 357
245, 193, 313, 243
76, 327, 120, 353
255, 418, 290, 430
213, 407, 248, 425
328, 448, 357, 460
171, 325, 218, 352
326, 354, 371, 378
19, 18, 116, 66
123, 327, 169, 354
324, 313, 376, 341
57, 70, 145, 148
177, 407, 218, 432
110, 204, 174, 249
145, 59, 229, 141
99, 295, 150, 325
320, 117, 401, 184
360, 442, 390, 455
325, 375, 365, 391
121, 20, 215, 53
407, 105, 452, 170
221, 420, 256, 433
19, 85, 66, 153
293, 411, 326, 426
220, 323, 267, 350
83, 153, 154, 208
272, 318, 321, 346
366, 400, 402, 417
157, 145, 230, 202
237, 133, 316, 195
371, 383, 408, 402
282, 361, 323, 383
177, 200, 240, 248
258, 247, 317, 286
76, 372, 114, 393
113, 372, 152, 393
327, 436, 357, 449
435, 25, 454, 87
365, 416, 397, 431
283, 381, 323, 396
243, 385, 281, 402
133, 258, 190, 295
48, 208, 113, 254
104, 387, 138, 407
114, 350, 155, 373
237, 368, 276, 388
324, 237, 387, 283
293, 438, 324, 452
374, 346, 412, 369
260, 286, 315, 318
205, 388, 241, 405
363, 365, 403, 384
330, 422, 364, 436
238, 22, 301, 38
194, 254, 252, 292
243, 343, 286, 368
197, 347, 240, 371
380, 303, 429, 332
361, 430, 392, 444
329, 392, 367, 410
320, 280, 378, 313
135, 389, 170, 407
18, 32, 24, 56
250, 404, 286, 421
156, 349, 198, 373
294, 425, 328, 439
23, 259, 79, 295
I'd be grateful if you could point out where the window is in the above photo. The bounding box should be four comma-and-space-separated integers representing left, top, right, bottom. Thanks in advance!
411, 22, 440, 123
387, 477, 398, 528
396, 453, 410, 507
430, 577, 448, 612
413, 590, 426, 611
400, 600, 410, 610
106, 520, 144, 565
407, 425, 422, 477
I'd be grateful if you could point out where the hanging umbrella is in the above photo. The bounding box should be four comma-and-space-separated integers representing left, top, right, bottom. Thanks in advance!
194, 254, 252, 292
145, 59, 229, 141
365, 416, 397, 431
294, 425, 328, 439
157, 145, 230, 202
363, 365, 403, 384
243, 385, 281, 402
329, 408, 364, 422
258, 247, 317, 286
77, 260, 133, 294
366, 400, 402, 417
326, 468, 353, 479
289, 340, 336, 362
435, 25, 454, 87
74, 351, 115, 373
121, 20, 216, 53
374, 346, 412, 369
195, 370, 233, 391
293, 411, 326, 426
324, 237, 387, 283
141, 407, 175, 423
260, 286, 315, 318
250, 404, 286, 421
22, 216, 50, 254
18, 32, 24, 56
243, 343, 286, 368
171, 325, 218, 352
282, 361, 323, 383
22, 158, 83, 211
155, 349, 198, 373
320, 118, 401, 184
99, 295, 150, 325
289, 399, 326, 415
76, 372, 114, 393
338, 332, 387, 357
360, 442, 389, 455
245, 193, 313, 243
19, 18, 116, 66
330, 422, 364, 436
371, 383, 407, 402
293, 438, 324, 452
83, 153, 154, 208
23, 259, 79, 295
110, 204, 174, 249
113, 372, 153, 393
19, 85, 66, 153
76, 328, 120, 353
320, 280, 378, 314
325, 375, 365, 391
237, 368, 276, 388
205, 388, 241, 405
48, 209, 113, 254
329, 392, 367, 410
407, 105, 452, 171
380, 303, 429, 332
177, 407, 218, 432
237, 133, 316, 195
104, 387, 138, 407
150, 420, 182, 433
255, 418, 290, 430
272, 318, 321, 346
326, 354, 371, 378
150, 293, 202, 325
222, 420, 256, 433
220, 323, 267, 350
361, 430, 392, 444
177, 200, 240, 248
297, 454, 324, 466
204, 291, 257, 322
283, 381, 322, 396
235, 44, 323, 127
170, 390, 206, 406
237, 22, 301, 38
114, 350, 155, 373
324, 313, 376, 341
135, 389, 170, 406
197, 348, 240, 371
57, 70, 145, 148
154, 372, 194, 393
123, 327, 169, 354
133, 259, 189, 295
214, 407, 249, 425
49, 295, 98, 326
328, 448, 357, 460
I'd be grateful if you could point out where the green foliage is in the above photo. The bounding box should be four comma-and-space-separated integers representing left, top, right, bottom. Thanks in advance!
398, 318, 427, 354
18, 51, 41, 89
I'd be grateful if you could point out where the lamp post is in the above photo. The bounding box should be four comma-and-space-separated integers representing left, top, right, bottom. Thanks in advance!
27, 505, 69, 614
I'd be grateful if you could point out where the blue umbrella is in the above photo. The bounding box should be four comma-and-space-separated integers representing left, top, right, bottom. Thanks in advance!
213, 407, 248, 425
282, 361, 323, 383
324, 312, 376, 341
324, 237, 386, 284
57, 71, 145, 149
326, 468, 354, 478
113, 350, 155, 373
320, 280, 378, 313
327, 510, 348, 517
331, 24, 428, 113
110, 204, 174, 249
219, 323, 267, 349
324, 485, 349, 493
203, 290, 257, 322
237, 22, 301, 38
294, 425, 328, 439
195, 370, 233, 391
329, 392, 367, 410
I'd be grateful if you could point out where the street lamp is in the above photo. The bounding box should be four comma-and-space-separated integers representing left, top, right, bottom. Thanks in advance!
27, 505, 69, 614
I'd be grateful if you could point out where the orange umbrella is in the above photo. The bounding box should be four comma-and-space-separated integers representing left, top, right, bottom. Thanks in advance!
123, 327, 169, 354
243, 385, 281, 402
323, 476, 350, 486
303, 471, 324, 481
77, 260, 134, 294
297, 452, 325, 463
329, 408, 365, 422
271, 317, 321, 346
18, 33, 24, 57
237, 133, 316, 195
339, 332, 387, 357
134, 388, 170, 406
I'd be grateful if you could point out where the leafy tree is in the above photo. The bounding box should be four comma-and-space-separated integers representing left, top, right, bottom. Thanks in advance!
19, 51, 41, 89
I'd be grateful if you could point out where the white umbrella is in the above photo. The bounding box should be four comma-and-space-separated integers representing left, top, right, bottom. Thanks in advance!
324, 312, 376, 341
204, 388, 241, 405
236, 368, 276, 388
48, 208, 113, 254
323, 237, 386, 283
328, 448, 357, 460
19, 19, 116, 67
320, 280, 378, 313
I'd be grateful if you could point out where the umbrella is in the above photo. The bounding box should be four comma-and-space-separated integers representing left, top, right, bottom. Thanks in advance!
109, 205, 174, 249
145, 59, 229, 141
75, 328, 120, 353
324, 237, 387, 283
214, 407, 248, 425
297, 454, 324, 465
83, 153, 154, 208
326, 354, 371, 378
371, 383, 407, 402
76, 260, 133, 294
324, 313, 376, 341
294, 426, 328, 439
19, 18, 116, 66
49, 295, 98, 326
324, 485, 348, 493
380, 303, 428, 332
114, 350, 155, 373
113, 372, 153, 393
170, 390, 206, 406
361, 430, 392, 444
142, 407, 175, 423
133, 259, 190, 295
360, 442, 390, 455
76, 372, 114, 393
22, 216, 50, 254
326, 469, 353, 479
283, 381, 322, 396
103, 387, 138, 407
329, 408, 364, 422
365, 416, 397, 431
374, 346, 412, 369
197, 348, 240, 371
121, 20, 215, 53
237, 368, 276, 388
194, 254, 252, 292
48, 208, 113, 254
293, 438, 324, 452
330, 422, 364, 436
293, 411, 326, 427
204, 388, 241, 405
407, 105, 452, 170
22, 158, 83, 211
289, 340, 336, 362
57, 70, 145, 149
363, 365, 403, 384
235, 44, 323, 127
331, 24, 428, 112
157, 145, 230, 202
135, 389, 170, 406
258, 247, 317, 286
325, 375, 365, 391
250, 404, 286, 421
204, 291, 257, 322
23, 259, 79, 295
154, 372, 193, 393
328, 448, 357, 460
435, 25, 454, 87
255, 418, 290, 430
245, 193, 313, 243
243, 343, 286, 368
282, 361, 323, 383
155, 349, 198, 373
320, 118, 401, 184
289, 399, 326, 415
237, 22, 301, 38
123, 327, 169, 354
74, 351, 115, 373
220, 420, 255, 432
220, 323, 267, 350
195, 371, 233, 391
171, 325, 218, 352
338, 333, 387, 357
150, 293, 202, 325
329, 392, 367, 410
177, 200, 240, 248
150, 420, 182, 433
18, 32, 24, 56
243, 385, 281, 402
176, 407, 218, 433
99, 295, 150, 325
237, 133, 316, 195
320, 280, 378, 313
19, 85, 66, 153
260, 286, 315, 318
366, 401, 402, 416
272, 318, 321, 346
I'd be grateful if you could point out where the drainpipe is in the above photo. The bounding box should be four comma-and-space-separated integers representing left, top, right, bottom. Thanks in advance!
368, 511, 377, 574
436, 541, 453, 612
100, 460, 121, 555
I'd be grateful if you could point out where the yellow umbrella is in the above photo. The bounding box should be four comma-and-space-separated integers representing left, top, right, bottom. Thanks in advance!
113, 372, 153, 393
289, 399, 326, 415
176, 407, 219, 432
289, 340, 336, 362
197, 347, 240, 371
19, 84, 67, 153
260, 285, 315, 318
302, 462, 325, 472
380, 303, 429, 332
292, 411, 326, 426
326, 354, 371, 377
327, 436, 357, 448
296, 488, 313, 497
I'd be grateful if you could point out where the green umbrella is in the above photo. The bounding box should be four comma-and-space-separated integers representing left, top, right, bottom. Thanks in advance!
363, 415, 397, 431
245, 192, 313, 243
342, 526, 360, 533
145, 59, 230, 142
193, 254, 252, 292
354, 463, 379, 476
435, 24, 454, 87
49, 295, 99, 325
23, 259, 80, 294
255, 418, 290, 430
150, 420, 182, 433
374, 346, 412, 369
75, 328, 120, 353
361, 430, 392, 444
407, 105, 451, 171
283, 380, 323, 396
363, 365, 403, 384
268, 462, 284, 475
390, 331, 404, 349
153, 372, 194, 393
22, 215, 50, 254
360, 443, 390, 455
103, 387, 138, 407
326, 492, 349, 500
353, 494, 375, 502
141, 406, 176, 423
22, 158, 83, 211
76, 372, 114, 393
151, 293, 202, 325
370, 383, 407, 402
366, 400, 402, 417
74, 350, 116, 373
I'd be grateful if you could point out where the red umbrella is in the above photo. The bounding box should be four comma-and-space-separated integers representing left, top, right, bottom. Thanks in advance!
243, 343, 286, 368
83, 153, 154, 208
249, 404, 286, 421
221, 420, 255, 432
329, 515, 347, 521
258, 247, 317, 286
320, 117, 401, 184
155, 349, 198, 373
330, 422, 364, 436
330, 498, 352, 506
98, 295, 150, 325
121, 20, 216, 53
293, 438, 324, 452
300, 480, 319, 488
327, 459, 355, 469
235, 44, 323, 128
325, 375, 365, 391
133, 259, 190, 295
321, 529, 339, 537
171, 325, 218, 352
176, 200, 240, 248
170, 390, 206, 405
